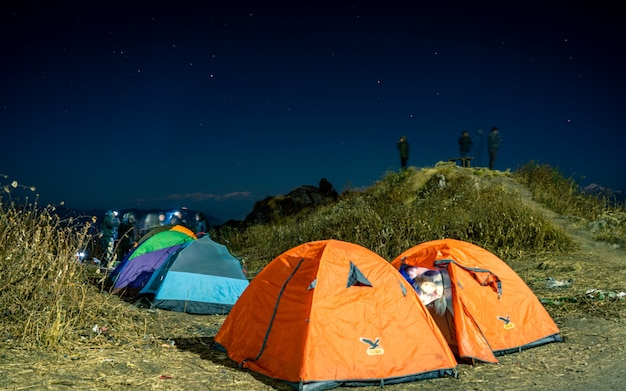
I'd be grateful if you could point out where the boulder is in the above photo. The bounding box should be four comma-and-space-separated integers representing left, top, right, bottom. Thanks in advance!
243, 178, 339, 226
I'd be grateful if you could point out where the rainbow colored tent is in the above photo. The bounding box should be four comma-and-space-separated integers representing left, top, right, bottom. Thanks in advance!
109, 225, 196, 295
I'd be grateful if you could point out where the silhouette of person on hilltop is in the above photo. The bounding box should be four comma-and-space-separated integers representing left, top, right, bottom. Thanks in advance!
488, 127, 502, 170
397, 135, 409, 169
458, 130, 473, 167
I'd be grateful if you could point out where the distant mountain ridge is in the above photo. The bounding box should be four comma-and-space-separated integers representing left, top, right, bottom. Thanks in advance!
582, 183, 624, 204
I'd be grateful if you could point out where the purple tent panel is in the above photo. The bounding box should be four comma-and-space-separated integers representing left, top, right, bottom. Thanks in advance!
111, 244, 184, 295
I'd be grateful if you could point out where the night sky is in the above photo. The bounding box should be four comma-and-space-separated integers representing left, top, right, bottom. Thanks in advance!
1, 1, 624, 222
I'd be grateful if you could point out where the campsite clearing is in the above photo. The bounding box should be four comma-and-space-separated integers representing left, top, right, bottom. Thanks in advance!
1, 297, 625, 390
1, 176, 625, 390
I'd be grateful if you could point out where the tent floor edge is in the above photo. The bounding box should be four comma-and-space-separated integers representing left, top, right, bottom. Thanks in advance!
287, 367, 459, 390
493, 333, 563, 357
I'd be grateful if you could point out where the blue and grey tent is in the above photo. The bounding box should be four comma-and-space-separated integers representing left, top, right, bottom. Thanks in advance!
138, 235, 249, 314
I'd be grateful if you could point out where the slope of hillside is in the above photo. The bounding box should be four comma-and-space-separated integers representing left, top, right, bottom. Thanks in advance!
1, 165, 624, 391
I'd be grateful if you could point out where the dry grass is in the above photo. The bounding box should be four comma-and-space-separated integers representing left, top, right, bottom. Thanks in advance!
0, 192, 186, 351
1, 167, 625, 391
1, 164, 624, 354
514, 161, 626, 244
225, 163, 578, 273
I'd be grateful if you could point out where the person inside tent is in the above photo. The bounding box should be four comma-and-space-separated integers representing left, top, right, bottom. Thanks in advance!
413, 270, 445, 310
414, 267, 458, 357
399, 264, 421, 285
400, 265, 453, 317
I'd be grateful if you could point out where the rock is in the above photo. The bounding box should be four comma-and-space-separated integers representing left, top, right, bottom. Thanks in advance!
243, 178, 339, 226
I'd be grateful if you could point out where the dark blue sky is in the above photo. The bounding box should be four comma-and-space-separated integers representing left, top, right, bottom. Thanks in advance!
1, 1, 624, 221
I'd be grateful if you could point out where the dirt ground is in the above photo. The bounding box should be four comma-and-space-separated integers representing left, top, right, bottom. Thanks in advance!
1, 179, 625, 390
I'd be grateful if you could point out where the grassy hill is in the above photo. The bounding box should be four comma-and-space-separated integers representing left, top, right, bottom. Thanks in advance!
2, 161, 626, 391
0, 161, 624, 350
220, 161, 623, 275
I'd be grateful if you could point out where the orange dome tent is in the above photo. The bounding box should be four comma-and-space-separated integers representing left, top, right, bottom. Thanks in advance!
391, 238, 562, 364
214, 239, 457, 390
